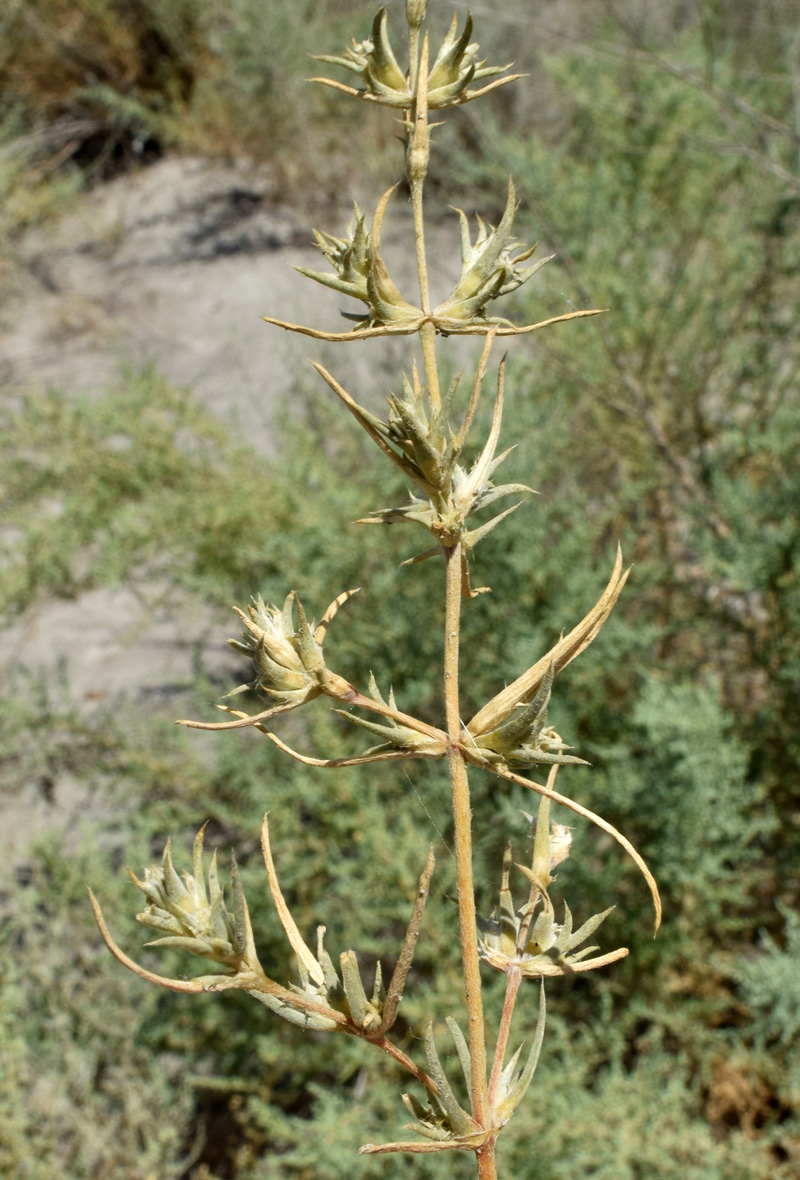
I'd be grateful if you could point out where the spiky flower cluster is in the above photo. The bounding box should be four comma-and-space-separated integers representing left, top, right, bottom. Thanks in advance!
284, 180, 558, 339
315, 345, 532, 595
228, 589, 351, 708
131, 826, 253, 970
93, 3, 660, 1173
94, 821, 436, 1043
313, 9, 519, 110
479, 797, 628, 979
436, 182, 554, 327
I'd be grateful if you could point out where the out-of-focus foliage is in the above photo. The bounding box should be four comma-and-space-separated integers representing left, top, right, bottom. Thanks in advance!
445, 0, 800, 920
0, 0, 361, 173
2, 0, 800, 1176
0, 844, 193, 1179
0, 0, 382, 255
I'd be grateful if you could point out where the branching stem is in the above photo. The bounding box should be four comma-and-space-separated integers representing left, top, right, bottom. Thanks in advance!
488, 967, 522, 1109
371, 1034, 438, 1094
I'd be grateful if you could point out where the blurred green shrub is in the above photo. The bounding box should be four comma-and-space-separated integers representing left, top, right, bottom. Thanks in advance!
2, 3, 800, 1175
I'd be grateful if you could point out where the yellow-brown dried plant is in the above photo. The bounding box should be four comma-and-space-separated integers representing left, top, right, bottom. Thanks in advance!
92, 5, 661, 1176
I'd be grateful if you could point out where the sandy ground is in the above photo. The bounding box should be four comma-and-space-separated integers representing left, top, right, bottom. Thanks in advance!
0, 156, 478, 444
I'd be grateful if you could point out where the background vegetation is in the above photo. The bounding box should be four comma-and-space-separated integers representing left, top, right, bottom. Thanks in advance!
1, 0, 799, 1177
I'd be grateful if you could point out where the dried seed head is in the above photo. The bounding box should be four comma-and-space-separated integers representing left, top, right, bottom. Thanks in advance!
426, 13, 514, 109
260, 819, 434, 1036
354, 357, 532, 570
297, 189, 422, 330
295, 206, 372, 303
313, 8, 411, 108
314, 7, 519, 112
228, 589, 355, 708
131, 827, 259, 972
473, 665, 589, 770
433, 181, 554, 327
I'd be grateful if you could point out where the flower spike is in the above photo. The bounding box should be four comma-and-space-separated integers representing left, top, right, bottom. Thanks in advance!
478, 793, 629, 978
433, 180, 554, 327
178, 589, 359, 732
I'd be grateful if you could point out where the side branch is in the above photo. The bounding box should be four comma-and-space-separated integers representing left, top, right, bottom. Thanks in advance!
467, 760, 661, 932
261, 307, 604, 343
378, 846, 436, 1035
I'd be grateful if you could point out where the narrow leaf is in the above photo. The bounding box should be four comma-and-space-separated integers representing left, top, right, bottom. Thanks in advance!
468, 547, 628, 736
445, 1016, 472, 1093
192, 824, 208, 906
261, 815, 325, 987
423, 1023, 473, 1136
380, 847, 435, 1032
564, 906, 615, 952
499, 981, 546, 1118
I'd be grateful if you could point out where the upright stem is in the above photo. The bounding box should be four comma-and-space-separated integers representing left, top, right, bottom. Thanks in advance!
407, 24, 421, 95
411, 183, 431, 314
444, 546, 490, 1131
412, 19, 492, 1177
408, 34, 441, 410
412, 172, 440, 409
